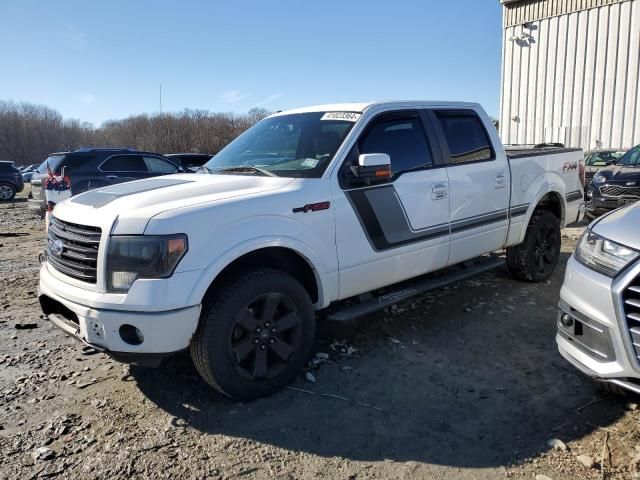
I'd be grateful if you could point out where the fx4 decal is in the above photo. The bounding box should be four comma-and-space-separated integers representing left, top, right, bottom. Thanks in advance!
562, 161, 578, 172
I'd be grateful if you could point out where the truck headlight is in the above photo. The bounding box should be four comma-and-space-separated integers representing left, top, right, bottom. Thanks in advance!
106, 234, 188, 292
592, 173, 606, 184
575, 230, 639, 277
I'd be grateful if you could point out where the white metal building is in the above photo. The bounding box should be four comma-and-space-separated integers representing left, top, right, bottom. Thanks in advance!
499, 0, 640, 150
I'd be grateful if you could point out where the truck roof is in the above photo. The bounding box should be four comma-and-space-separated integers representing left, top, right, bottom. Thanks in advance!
271, 101, 483, 117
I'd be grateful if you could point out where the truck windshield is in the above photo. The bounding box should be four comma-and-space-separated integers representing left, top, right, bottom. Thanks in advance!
203, 112, 357, 178
616, 146, 640, 167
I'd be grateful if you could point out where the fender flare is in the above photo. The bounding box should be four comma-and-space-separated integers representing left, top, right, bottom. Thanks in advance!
517, 184, 567, 244
186, 235, 334, 309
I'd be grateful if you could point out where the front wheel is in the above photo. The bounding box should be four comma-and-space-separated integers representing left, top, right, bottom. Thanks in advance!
506, 210, 561, 282
191, 268, 316, 400
0, 183, 16, 201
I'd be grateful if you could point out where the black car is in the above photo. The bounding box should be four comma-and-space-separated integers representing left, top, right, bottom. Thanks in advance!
0, 160, 25, 201
29, 148, 183, 214
164, 153, 213, 172
583, 148, 627, 186
586, 144, 640, 218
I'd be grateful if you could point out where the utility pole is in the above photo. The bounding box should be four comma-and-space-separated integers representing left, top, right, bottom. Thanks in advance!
159, 84, 162, 114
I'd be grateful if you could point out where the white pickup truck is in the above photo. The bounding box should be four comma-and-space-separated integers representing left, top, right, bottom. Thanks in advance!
38, 101, 586, 399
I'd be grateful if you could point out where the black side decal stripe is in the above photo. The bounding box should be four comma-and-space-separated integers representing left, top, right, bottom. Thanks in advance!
510, 204, 529, 217
450, 210, 508, 234
566, 191, 583, 202
347, 185, 530, 251
346, 188, 450, 251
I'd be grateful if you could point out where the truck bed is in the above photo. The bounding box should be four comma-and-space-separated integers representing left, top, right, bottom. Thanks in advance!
505, 146, 582, 159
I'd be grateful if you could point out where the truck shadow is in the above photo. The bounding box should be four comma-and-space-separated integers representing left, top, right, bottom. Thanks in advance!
132, 252, 627, 468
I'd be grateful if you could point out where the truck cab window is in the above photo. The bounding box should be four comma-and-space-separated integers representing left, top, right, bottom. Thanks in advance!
358, 113, 433, 173
436, 112, 494, 164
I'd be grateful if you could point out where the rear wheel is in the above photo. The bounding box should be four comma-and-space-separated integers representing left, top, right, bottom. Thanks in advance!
507, 210, 561, 282
191, 268, 316, 400
0, 183, 16, 201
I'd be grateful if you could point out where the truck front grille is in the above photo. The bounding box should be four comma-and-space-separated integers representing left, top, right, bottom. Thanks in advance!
600, 185, 640, 198
47, 216, 101, 284
623, 272, 640, 363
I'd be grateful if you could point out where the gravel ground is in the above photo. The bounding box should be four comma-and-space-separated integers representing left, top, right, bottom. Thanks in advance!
1, 188, 639, 480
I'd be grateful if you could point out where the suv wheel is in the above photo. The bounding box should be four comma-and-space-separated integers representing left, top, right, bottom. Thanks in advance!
507, 210, 561, 282
191, 268, 316, 400
0, 183, 16, 201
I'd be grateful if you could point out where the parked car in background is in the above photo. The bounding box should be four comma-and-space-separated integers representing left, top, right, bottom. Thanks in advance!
38, 101, 585, 400
585, 144, 640, 218
20, 164, 39, 173
164, 153, 213, 172
0, 161, 25, 201
584, 148, 627, 186
21, 164, 40, 183
558, 201, 640, 396
28, 148, 183, 215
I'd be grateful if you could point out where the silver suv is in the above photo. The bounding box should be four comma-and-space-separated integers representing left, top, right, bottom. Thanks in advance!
558, 201, 640, 395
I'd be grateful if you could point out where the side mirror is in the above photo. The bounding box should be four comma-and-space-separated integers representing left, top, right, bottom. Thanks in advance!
350, 153, 392, 185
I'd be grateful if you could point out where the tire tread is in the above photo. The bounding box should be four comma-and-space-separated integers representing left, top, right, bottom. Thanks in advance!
190, 268, 313, 399
506, 210, 560, 283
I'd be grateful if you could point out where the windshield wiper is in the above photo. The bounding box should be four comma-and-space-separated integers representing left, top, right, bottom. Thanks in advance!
215, 166, 277, 177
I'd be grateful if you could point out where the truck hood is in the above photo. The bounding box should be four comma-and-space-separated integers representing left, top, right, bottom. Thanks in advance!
592, 201, 640, 250
52, 173, 295, 233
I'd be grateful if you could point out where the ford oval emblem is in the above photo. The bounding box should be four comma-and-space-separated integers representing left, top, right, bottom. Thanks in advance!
50, 239, 64, 256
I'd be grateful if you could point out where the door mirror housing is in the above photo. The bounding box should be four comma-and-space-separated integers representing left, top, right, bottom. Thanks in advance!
358, 153, 390, 168
350, 153, 392, 185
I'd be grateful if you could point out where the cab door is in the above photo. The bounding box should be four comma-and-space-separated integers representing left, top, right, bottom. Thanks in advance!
429, 109, 510, 265
333, 110, 451, 300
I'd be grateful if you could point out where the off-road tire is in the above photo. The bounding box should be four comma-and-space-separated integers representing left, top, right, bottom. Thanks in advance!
0, 183, 16, 201
506, 210, 561, 282
191, 268, 316, 400
597, 381, 627, 397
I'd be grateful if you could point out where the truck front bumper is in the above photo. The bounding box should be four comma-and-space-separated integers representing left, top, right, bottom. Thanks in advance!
39, 262, 201, 367
557, 255, 640, 394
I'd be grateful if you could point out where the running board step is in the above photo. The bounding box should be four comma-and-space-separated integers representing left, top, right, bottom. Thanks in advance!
326, 257, 505, 322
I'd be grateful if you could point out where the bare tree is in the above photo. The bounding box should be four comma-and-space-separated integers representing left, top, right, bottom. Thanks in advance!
0, 100, 267, 166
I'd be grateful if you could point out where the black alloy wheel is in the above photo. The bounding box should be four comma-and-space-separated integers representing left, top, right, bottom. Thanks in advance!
191, 268, 316, 400
228, 292, 303, 381
533, 223, 559, 276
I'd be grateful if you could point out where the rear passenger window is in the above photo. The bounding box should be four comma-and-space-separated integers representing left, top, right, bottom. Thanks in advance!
358, 113, 433, 173
435, 112, 494, 164
142, 156, 178, 174
101, 155, 147, 172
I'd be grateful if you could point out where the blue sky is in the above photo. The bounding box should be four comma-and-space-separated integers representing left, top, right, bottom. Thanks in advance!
0, 0, 503, 127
